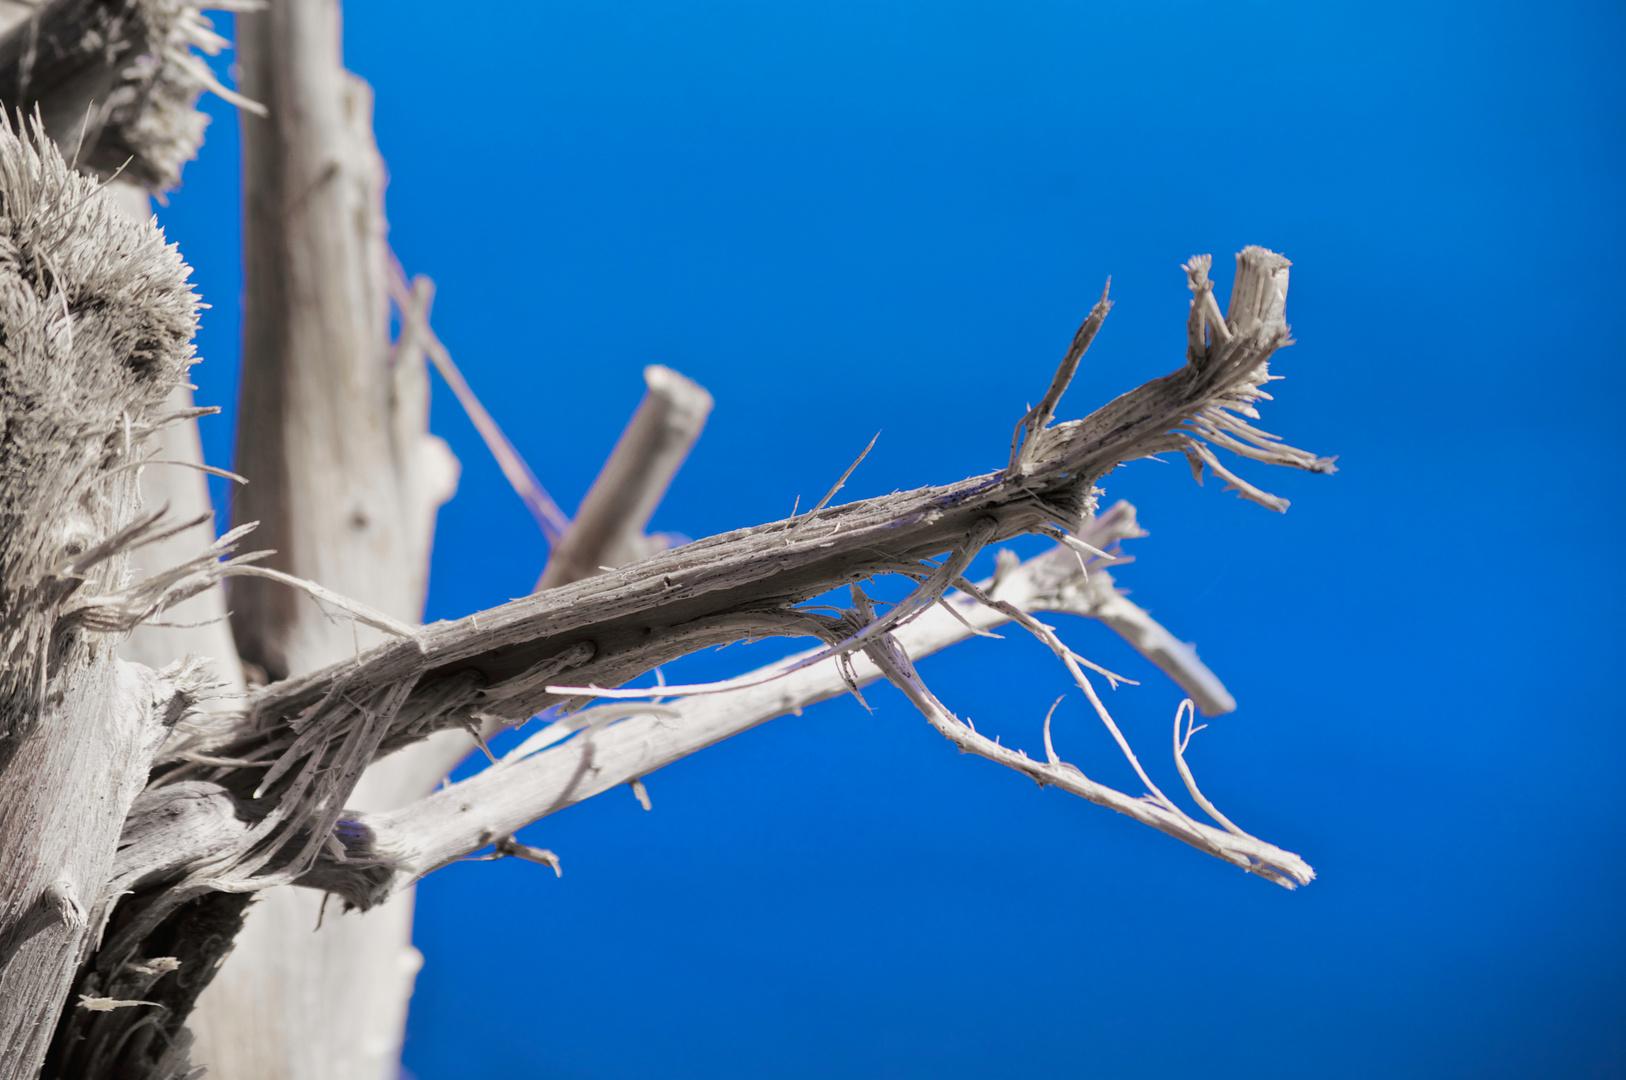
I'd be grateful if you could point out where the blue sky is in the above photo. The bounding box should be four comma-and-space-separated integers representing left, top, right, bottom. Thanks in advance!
160, 2, 1624, 1076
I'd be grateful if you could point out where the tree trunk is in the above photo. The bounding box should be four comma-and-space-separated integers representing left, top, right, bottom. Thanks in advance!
0, 119, 208, 1079
187, 2, 459, 1076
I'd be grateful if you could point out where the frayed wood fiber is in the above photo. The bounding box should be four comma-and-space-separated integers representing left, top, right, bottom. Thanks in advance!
0, 115, 212, 1080
0, 115, 197, 739
0, 0, 262, 193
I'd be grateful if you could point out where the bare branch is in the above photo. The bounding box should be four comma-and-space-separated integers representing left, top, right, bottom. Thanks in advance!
537, 365, 714, 589
389, 265, 571, 544
345, 529, 1143, 900
186, 251, 1323, 860
1172, 699, 1249, 837
1079, 569, 1236, 716
317, 505, 1255, 904
860, 630, 1313, 888
801, 430, 880, 521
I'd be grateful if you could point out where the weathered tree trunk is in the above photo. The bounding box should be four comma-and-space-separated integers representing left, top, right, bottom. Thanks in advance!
187, 2, 459, 1076
0, 118, 208, 1080
226, 1, 420, 682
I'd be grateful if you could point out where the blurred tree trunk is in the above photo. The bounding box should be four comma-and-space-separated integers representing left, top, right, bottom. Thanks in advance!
183, 2, 460, 1077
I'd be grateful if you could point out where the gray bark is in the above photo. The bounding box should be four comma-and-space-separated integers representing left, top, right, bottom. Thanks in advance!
227, 0, 414, 683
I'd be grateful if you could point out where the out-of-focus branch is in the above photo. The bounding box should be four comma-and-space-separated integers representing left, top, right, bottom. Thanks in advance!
389, 265, 570, 544
537, 366, 713, 590
390, 261, 714, 592
0, 0, 263, 193
1068, 569, 1234, 716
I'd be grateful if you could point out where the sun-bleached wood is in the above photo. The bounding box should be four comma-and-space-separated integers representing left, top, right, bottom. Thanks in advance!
537, 365, 715, 589
227, 14, 412, 683
355, 501, 1281, 894
0, 118, 207, 1080
189, 4, 459, 1078
105, 247, 1325, 948
0, 0, 1335, 1070
1083, 567, 1235, 716
16, 239, 1326, 1077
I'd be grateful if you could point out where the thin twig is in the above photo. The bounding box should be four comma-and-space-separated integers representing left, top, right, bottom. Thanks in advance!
222, 565, 417, 639
388, 263, 571, 542
802, 431, 879, 521
1009, 282, 1112, 473
859, 630, 1311, 888
116, 458, 248, 484
1041, 696, 1065, 765
1172, 699, 1248, 837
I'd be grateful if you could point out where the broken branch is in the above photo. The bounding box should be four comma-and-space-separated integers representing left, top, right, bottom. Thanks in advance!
319, 507, 1246, 904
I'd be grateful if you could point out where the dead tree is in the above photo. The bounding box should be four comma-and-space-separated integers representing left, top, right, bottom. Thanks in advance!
0, 2, 1334, 1077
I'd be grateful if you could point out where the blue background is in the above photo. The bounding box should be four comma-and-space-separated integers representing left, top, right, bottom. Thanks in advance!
159, 2, 1624, 1077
